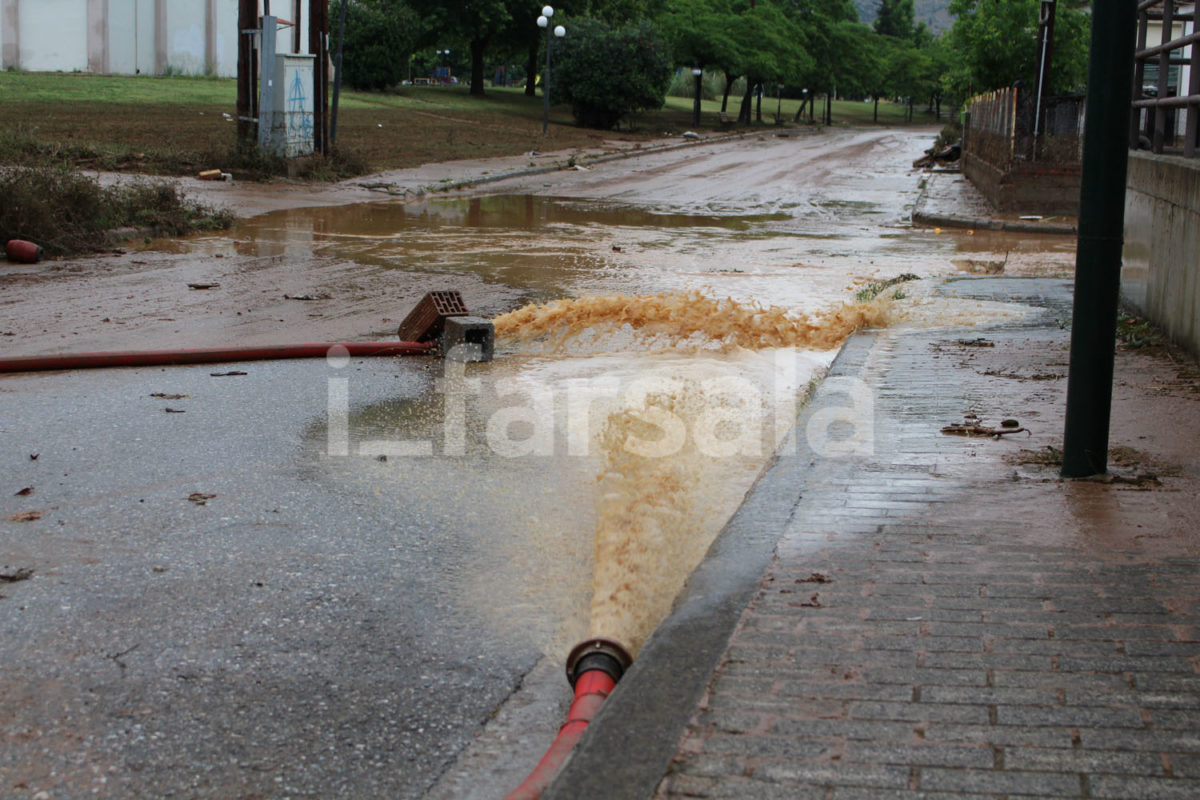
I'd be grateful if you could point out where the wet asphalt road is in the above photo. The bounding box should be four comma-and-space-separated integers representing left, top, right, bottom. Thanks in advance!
0, 357, 550, 799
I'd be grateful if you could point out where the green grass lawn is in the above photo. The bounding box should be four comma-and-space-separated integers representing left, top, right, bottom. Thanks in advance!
0, 71, 943, 178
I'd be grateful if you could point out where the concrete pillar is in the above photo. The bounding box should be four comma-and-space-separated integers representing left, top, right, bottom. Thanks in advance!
1, 0, 18, 71
154, 0, 165, 74
88, 0, 108, 74
205, 0, 216, 74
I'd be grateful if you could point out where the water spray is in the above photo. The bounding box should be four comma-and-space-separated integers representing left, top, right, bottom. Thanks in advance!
503, 638, 633, 800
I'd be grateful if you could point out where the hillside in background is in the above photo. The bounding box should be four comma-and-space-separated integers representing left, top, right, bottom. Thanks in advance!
853, 0, 954, 33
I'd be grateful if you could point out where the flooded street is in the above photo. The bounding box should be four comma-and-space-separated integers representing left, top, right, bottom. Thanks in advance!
0, 127, 1079, 799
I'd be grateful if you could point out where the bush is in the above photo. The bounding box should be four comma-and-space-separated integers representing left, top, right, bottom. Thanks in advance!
549, 18, 673, 130
333, 0, 419, 91
0, 167, 233, 257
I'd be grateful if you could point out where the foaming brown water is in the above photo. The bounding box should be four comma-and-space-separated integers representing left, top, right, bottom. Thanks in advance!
587, 385, 733, 656
493, 291, 891, 352
489, 292, 893, 658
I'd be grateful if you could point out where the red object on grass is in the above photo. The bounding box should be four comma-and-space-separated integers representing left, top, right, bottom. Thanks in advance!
5, 239, 44, 263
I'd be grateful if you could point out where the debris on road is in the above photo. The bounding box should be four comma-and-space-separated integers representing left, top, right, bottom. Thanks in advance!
6, 510, 43, 522
210, 370, 247, 377
187, 492, 216, 505
164, 407, 186, 413
5, 239, 44, 263
187, 282, 220, 290
150, 393, 188, 400
942, 422, 1029, 438
0, 567, 34, 583
14, 487, 33, 496
284, 293, 331, 301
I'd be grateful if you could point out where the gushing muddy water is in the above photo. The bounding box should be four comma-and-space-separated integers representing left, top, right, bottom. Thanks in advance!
490, 292, 892, 654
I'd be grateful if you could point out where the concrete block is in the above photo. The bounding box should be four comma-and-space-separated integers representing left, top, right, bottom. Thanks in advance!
441, 315, 494, 363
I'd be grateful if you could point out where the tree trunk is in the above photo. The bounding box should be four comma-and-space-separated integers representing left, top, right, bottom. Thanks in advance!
825, 92, 832, 126
935, 94, 941, 120
469, 37, 487, 96
722, 71, 738, 113
873, 94, 879, 123
755, 82, 763, 123
793, 96, 804, 122
737, 87, 752, 123
525, 42, 538, 96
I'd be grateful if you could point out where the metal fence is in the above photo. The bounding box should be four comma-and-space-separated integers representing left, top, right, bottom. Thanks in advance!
1132, 0, 1200, 156
965, 87, 1086, 169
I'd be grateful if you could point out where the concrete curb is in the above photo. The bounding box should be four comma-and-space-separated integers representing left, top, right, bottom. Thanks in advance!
542, 331, 881, 800
910, 173, 1077, 236
912, 209, 1077, 236
425, 130, 788, 194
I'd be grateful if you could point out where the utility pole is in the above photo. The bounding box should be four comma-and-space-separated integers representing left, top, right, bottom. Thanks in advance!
331, 0, 348, 143
1032, 0, 1058, 159
1061, 0, 1137, 478
236, 0, 256, 148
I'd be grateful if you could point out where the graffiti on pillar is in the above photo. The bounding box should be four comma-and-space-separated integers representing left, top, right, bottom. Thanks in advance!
287, 68, 315, 156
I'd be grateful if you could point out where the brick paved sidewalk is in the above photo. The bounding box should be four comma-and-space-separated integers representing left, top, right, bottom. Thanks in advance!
655, 278, 1200, 799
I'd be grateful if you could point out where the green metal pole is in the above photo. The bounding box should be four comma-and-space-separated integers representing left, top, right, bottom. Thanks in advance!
1061, 0, 1138, 478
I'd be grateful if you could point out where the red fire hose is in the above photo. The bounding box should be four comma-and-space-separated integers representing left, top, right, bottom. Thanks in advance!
504, 638, 632, 800
0, 341, 432, 374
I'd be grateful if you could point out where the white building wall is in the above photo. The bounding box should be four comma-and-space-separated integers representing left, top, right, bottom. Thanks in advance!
106, 0, 137, 74
216, 0, 237, 77
166, 0, 205, 73
22, 0, 87, 72
4, 0, 311, 77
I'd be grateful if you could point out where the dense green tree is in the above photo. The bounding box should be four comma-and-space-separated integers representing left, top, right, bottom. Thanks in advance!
548, 17, 673, 128
944, 0, 1090, 99
873, 0, 914, 39
333, 0, 421, 90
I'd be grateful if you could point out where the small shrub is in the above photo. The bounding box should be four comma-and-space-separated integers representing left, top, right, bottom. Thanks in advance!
0, 166, 233, 257
549, 18, 673, 130
933, 120, 962, 151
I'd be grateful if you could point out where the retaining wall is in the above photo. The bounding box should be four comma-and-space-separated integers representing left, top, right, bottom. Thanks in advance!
1123, 151, 1200, 357
962, 152, 1081, 216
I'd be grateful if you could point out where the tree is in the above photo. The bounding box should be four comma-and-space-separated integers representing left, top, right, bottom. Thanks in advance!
944, 0, 1090, 99
548, 17, 673, 129
408, 0, 523, 95
873, 0, 914, 40
333, 0, 420, 90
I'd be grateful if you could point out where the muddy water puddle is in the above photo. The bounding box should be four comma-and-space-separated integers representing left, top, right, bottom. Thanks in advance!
173, 192, 1043, 319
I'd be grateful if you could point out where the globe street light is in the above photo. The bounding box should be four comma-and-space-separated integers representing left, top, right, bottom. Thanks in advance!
692, 66, 703, 126
538, 6, 566, 135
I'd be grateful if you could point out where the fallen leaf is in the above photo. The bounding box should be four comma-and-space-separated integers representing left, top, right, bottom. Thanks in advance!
150, 393, 189, 400
164, 408, 186, 413
187, 493, 216, 505
210, 371, 247, 377
187, 282, 220, 290
14, 487, 33, 497
6, 511, 43, 522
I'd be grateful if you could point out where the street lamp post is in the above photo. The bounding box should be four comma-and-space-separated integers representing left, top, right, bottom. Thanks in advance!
692, 66, 703, 126
538, 6, 566, 135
